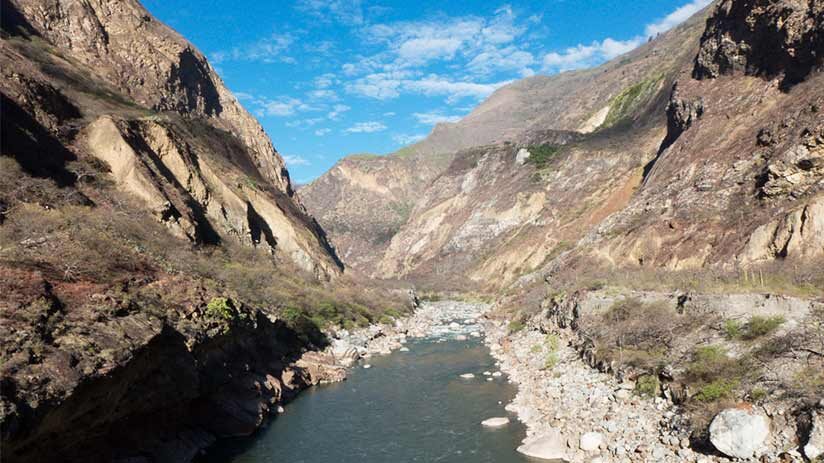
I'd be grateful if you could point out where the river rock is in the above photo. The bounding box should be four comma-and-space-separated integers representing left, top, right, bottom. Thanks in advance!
709, 408, 770, 458
460, 373, 475, 379
456, 335, 468, 341
517, 430, 568, 461
580, 431, 604, 452
804, 410, 824, 461
482, 417, 510, 427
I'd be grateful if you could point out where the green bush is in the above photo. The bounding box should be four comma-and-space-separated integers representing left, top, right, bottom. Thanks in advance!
742, 315, 785, 340
723, 319, 742, 339
545, 334, 560, 352
205, 297, 234, 320
544, 352, 559, 370
508, 319, 525, 333
525, 144, 561, 169
635, 374, 660, 397
530, 344, 543, 353
694, 379, 738, 402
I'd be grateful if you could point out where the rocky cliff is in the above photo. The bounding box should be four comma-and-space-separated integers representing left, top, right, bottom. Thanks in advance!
0, 1, 410, 462
302, 0, 824, 293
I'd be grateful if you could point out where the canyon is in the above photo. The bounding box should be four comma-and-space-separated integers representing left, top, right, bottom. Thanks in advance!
2, 0, 824, 462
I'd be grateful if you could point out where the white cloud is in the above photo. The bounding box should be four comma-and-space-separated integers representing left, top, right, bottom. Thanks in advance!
263, 97, 306, 116
645, 0, 713, 37
234, 92, 254, 101
282, 154, 310, 166
314, 73, 337, 88
393, 133, 427, 145
413, 111, 462, 125
383, 112, 396, 117
345, 121, 387, 133
315, 128, 331, 136
211, 34, 294, 64
542, 37, 643, 72
397, 38, 463, 66
404, 75, 510, 103
285, 117, 323, 128
295, 0, 364, 25
328, 104, 351, 120
467, 46, 534, 76
308, 89, 339, 101
345, 72, 408, 100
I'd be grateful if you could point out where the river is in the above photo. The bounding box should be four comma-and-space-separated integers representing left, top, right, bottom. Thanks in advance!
198, 336, 530, 462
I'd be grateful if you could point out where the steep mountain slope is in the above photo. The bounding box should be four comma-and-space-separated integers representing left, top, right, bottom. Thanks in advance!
303, 6, 713, 288
0, 1, 409, 461
305, 0, 823, 294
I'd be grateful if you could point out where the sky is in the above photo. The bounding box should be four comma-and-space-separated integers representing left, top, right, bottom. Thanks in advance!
142, 0, 712, 183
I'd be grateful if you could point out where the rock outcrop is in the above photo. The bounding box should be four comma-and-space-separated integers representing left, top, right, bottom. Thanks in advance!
694, 0, 824, 87
708, 408, 770, 459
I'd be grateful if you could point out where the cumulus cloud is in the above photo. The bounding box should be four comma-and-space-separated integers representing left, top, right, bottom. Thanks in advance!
645, 0, 713, 37
345, 121, 387, 133
413, 111, 462, 125
346, 72, 508, 102
315, 128, 331, 136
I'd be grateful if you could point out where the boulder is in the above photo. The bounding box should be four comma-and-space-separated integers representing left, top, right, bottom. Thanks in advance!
580, 432, 604, 452
709, 408, 770, 459
459, 373, 475, 379
804, 410, 824, 461
517, 430, 568, 461
481, 417, 510, 428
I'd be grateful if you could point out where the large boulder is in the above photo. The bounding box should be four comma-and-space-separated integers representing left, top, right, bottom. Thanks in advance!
580, 431, 604, 452
517, 430, 568, 461
804, 410, 824, 461
709, 408, 770, 459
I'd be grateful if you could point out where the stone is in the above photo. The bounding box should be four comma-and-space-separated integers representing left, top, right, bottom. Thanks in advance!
517, 431, 568, 461
515, 148, 531, 165
455, 335, 468, 341
709, 408, 770, 459
481, 417, 510, 428
363, 364, 372, 369
492, 371, 503, 377
399, 347, 410, 352
804, 410, 824, 461
580, 432, 604, 452
460, 373, 475, 379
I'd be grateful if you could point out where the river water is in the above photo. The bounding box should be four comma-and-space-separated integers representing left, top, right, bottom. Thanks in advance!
199, 337, 530, 462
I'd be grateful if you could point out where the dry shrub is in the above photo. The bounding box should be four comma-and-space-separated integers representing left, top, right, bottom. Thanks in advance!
582, 298, 697, 371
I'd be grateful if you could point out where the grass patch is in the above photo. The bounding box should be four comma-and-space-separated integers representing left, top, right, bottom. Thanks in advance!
525, 144, 561, 169
742, 315, 785, 340
508, 319, 525, 333
602, 75, 663, 128
635, 374, 660, 397
683, 345, 754, 402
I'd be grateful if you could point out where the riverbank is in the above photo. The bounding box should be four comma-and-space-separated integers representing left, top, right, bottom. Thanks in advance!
482, 288, 824, 463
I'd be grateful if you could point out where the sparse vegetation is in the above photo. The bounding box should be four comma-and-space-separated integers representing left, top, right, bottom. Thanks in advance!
684, 345, 753, 402
741, 315, 785, 340
635, 374, 660, 397
525, 144, 561, 169
602, 75, 664, 127
508, 319, 525, 333
205, 297, 234, 320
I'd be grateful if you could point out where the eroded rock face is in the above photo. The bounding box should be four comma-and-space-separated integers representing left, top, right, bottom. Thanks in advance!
805, 410, 824, 461
694, 0, 824, 87
740, 196, 824, 264
709, 408, 770, 459
8, 0, 292, 192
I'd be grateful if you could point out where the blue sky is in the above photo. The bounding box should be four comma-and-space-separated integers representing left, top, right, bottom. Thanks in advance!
142, 0, 711, 183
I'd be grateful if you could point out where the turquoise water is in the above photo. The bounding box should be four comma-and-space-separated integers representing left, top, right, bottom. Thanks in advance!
199, 337, 529, 462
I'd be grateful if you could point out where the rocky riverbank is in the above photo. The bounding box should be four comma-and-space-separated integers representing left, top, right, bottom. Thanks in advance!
482, 299, 823, 463
324, 300, 490, 366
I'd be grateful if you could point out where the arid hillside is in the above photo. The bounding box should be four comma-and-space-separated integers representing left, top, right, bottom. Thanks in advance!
302, 0, 824, 295
0, 1, 411, 461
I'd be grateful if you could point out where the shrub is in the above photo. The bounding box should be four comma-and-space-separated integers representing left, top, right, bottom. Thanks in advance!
525, 144, 561, 169
530, 344, 543, 353
723, 319, 742, 339
508, 319, 525, 333
635, 374, 660, 397
748, 387, 768, 402
205, 297, 234, 320
694, 379, 738, 402
742, 315, 785, 340
545, 334, 560, 352
544, 352, 559, 370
